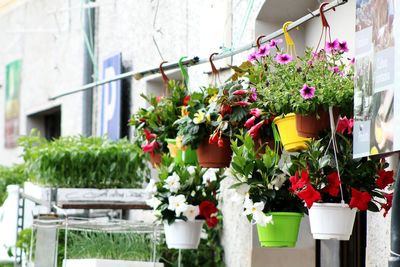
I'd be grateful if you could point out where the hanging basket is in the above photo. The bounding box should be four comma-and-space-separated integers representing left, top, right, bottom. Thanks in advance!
166, 138, 179, 158
308, 203, 356, 240
164, 220, 204, 249
196, 138, 232, 168
166, 138, 198, 165
296, 108, 340, 138
273, 113, 310, 152
256, 212, 303, 248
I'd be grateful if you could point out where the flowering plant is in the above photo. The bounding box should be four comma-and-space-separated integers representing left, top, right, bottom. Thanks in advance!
129, 80, 189, 155
230, 134, 305, 226
289, 118, 393, 215
146, 157, 225, 226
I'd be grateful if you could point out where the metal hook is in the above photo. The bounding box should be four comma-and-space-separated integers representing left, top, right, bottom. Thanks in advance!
256, 35, 266, 49
159, 61, 169, 84
209, 53, 219, 76
319, 2, 335, 28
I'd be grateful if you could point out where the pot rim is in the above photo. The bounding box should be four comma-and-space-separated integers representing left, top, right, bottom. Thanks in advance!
267, 212, 304, 217
273, 113, 295, 123
310, 202, 351, 208
163, 219, 205, 224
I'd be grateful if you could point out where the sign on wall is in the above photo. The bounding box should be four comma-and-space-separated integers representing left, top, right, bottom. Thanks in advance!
97, 53, 122, 140
353, 0, 397, 157
4, 60, 21, 148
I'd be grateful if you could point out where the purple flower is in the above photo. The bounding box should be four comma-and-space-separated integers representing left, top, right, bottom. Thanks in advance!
325, 39, 339, 53
349, 57, 355, 65
329, 66, 340, 73
269, 39, 283, 47
300, 84, 316, 100
248, 52, 257, 62
250, 88, 257, 101
275, 53, 293, 64
338, 41, 349, 53
256, 45, 270, 58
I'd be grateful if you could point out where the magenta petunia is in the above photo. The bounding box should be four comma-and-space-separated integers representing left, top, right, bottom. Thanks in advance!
325, 39, 340, 53
250, 108, 262, 118
250, 88, 257, 101
338, 41, 349, 53
349, 57, 355, 65
300, 84, 316, 100
275, 53, 293, 64
269, 39, 283, 47
247, 52, 257, 62
256, 45, 270, 58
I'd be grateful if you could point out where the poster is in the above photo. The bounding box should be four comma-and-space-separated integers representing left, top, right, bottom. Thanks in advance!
97, 53, 121, 140
4, 60, 21, 148
353, 0, 397, 157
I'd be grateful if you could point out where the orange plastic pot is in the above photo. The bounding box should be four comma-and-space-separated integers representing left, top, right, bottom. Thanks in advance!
196, 138, 232, 168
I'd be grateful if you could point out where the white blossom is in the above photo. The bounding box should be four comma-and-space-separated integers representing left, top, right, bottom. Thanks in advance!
146, 196, 161, 210
164, 172, 181, 193
187, 166, 196, 175
243, 197, 273, 226
203, 168, 218, 185
183, 205, 199, 221
167, 195, 188, 216
145, 179, 157, 194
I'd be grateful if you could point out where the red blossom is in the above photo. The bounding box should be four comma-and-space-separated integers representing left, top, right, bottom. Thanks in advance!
337, 116, 354, 134
143, 128, 156, 141
289, 170, 310, 192
297, 185, 321, 208
233, 89, 248, 96
141, 139, 159, 153
209, 132, 219, 144
244, 116, 256, 128
220, 104, 233, 117
376, 170, 394, 189
322, 171, 341, 197
183, 95, 190, 106
199, 201, 219, 228
382, 192, 393, 217
349, 188, 371, 211
139, 118, 146, 123
249, 108, 262, 118
156, 96, 163, 103
234, 101, 251, 107
248, 120, 264, 139
217, 138, 224, 148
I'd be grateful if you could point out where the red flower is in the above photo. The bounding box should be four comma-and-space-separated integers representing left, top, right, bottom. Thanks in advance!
349, 188, 371, 211
209, 132, 219, 144
220, 104, 233, 117
248, 120, 264, 139
156, 96, 163, 103
376, 170, 394, 189
139, 118, 146, 123
183, 95, 190, 106
234, 101, 251, 107
382, 192, 393, 217
217, 138, 224, 148
244, 116, 256, 128
323, 171, 341, 197
250, 108, 262, 118
289, 170, 310, 192
233, 89, 248, 96
143, 128, 156, 141
141, 139, 159, 153
297, 185, 321, 208
199, 201, 219, 228
336, 116, 354, 134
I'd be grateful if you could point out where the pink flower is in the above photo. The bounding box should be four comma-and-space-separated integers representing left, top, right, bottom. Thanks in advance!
248, 120, 264, 139
144, 129, 156, 141
349, 57, 355, 65
250, 88, 257, 102
244, 116, 256, 128
299, 84, 316, 99
250, 108, 262, 118
336, 116, 354, 134
141, 140, 159, 153
338, 40, 349, 53
325, 39, 340, 53
269, 39, 283, 47
233, 89, 247, 96
247, 52, 257, 62
256, 45, 270, 58
234, 101, 251, 107
275, 53, 293, 64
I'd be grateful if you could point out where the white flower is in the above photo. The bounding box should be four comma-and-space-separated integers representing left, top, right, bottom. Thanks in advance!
243, 198, 273, 226
164, 172, 181, 193
183, 205, 199, 221
203, 168, 218, 185
187, 166, 196, 175
270, 174, 287, 190
145, 179, 157, 194
167, 195, 188, 216
146, 196, 161, 210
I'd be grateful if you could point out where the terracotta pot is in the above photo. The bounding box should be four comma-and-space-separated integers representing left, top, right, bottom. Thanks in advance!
149, 152, 162, 167
296, 108, 340, 138
196, 138, 232, 168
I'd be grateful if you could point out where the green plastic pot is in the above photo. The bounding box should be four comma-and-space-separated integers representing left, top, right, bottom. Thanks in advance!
166, 138, 197, 165
257, 212, 303, 248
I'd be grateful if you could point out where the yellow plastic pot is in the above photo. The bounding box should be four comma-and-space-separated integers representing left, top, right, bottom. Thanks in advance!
166, 138, 179, 158
273, 113, 310, 152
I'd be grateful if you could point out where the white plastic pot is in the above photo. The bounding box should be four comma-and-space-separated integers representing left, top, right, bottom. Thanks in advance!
308, 203, 356, 240
163, 220, 204, 249
63, 259, 164, 267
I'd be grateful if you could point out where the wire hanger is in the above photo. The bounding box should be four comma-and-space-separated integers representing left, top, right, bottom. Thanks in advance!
256, 35, 266, 49
282, 21, 298, 58
316, 2, 336, 52
209, 52, 221, 86
159, 61, 169, 95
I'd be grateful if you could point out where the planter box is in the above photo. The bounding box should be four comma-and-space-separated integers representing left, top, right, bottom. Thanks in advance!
24, 182, 148, 203
63, 259, 164, 267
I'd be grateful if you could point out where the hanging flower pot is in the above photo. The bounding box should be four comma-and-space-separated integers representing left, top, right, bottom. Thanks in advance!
273, 113, 310, 152
181, 147, 198, 165
256, 212, 303, 248
296, 108, 340, 138
196, 138, 232, 168
164, 220, 204, 249
149, 152, 162, 167
166, 138, 198, 165
166, 138, 179, 158
308, 203, 356, 240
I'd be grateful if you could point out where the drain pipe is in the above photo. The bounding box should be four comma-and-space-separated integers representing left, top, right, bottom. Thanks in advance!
82, 0, 95, 136
389, 154, 400, 266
